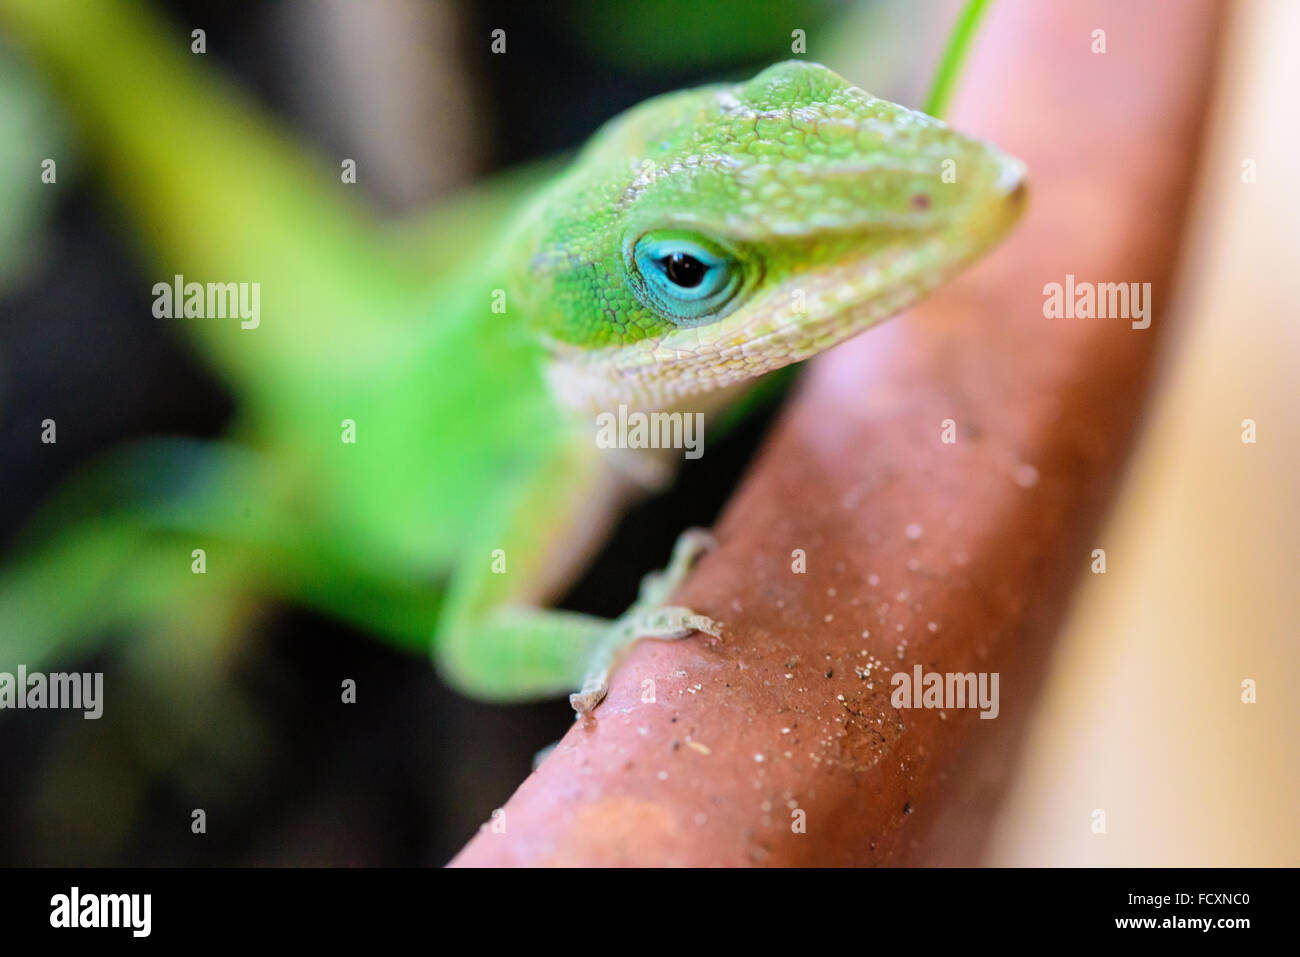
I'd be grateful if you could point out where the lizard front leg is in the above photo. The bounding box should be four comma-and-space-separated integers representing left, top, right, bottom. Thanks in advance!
434, 445, 720, 711
568, 528, 721, 713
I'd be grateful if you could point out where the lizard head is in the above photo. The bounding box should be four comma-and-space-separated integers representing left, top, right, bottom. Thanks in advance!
515, 60, 1026, 413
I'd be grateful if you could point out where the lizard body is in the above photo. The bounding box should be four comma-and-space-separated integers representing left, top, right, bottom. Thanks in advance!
431, 61, 1026, 706
0, 0, 1025, 713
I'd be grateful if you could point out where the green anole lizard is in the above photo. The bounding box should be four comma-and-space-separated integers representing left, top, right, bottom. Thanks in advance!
0, 0, 1024, 715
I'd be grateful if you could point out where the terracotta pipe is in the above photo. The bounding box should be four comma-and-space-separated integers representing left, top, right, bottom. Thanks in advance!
453, 0, 1223, 866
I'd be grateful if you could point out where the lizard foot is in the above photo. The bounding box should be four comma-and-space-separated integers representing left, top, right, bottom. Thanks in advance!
569, 528, 723, 714
569, 606, 723, 714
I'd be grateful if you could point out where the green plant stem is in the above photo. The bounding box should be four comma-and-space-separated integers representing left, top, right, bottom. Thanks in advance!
924, 0, 992, 120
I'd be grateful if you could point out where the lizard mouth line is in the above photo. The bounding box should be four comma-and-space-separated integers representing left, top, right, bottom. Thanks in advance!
547, 181, 1026, 414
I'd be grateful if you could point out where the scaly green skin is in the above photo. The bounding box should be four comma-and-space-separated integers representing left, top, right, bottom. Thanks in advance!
434, 62, 1024, 704
509, 62, 1024, 414
0, 0, 1024, 711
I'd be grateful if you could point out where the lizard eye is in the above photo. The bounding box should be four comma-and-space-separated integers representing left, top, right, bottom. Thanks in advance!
631, 232, 744, 324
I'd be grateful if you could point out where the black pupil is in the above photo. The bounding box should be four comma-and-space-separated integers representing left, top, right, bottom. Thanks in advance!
661, 252, 707, 288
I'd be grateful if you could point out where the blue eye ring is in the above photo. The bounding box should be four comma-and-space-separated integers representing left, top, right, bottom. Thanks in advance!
628, 231, 748, 325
